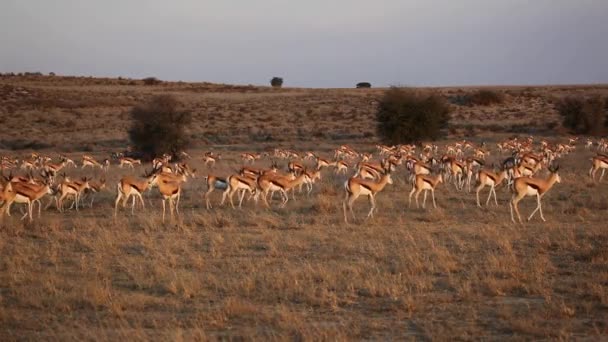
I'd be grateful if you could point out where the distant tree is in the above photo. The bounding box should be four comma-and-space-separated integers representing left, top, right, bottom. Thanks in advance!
270, 77, 283, 88
128, 95, 191, 159
376, 87, 451, 144
356, 82, 372, 88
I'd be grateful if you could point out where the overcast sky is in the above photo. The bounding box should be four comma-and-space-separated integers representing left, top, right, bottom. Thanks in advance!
1, 1, 607, 87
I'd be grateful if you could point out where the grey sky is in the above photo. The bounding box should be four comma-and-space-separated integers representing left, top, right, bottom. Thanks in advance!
1, 0, 607, 87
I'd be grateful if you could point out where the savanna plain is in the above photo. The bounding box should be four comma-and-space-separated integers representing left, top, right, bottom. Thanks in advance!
1, 75, 608, 340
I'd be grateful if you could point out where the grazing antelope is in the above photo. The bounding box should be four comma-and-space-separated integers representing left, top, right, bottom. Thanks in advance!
342, 170, 393, 223
114, 171, 157, 217
589, 155, 608, 182
409, 174, 443, 209
119, 157, 141, 169
510, 164, 561, 224
475, 168, 508, 207
204, 175, 228, 209
81, 178, 106, 208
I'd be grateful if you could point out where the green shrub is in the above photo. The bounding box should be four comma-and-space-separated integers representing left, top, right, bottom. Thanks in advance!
356, 82, 372, 88
128, 95, 191, 159
556, 95, 607, 135
376, 88, 451, 144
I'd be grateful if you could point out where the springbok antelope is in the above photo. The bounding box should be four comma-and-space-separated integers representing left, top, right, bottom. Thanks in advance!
153, 165, 194, 211
342, 170, 393, 223
57, 177, 91, 212
301, 168, 321, 195
589, 155, 608, 182
241, 153, 260, 164
334, 160, 348, 175
222, 174, 258, 208
448, 158, 466, 190
119, 157, 141, 169
1, 180, 53, 222
315, 157, 332, 170
257, 172, 309, 208
114, 171, 157, 217
409, 174, 443, 209
60, 155, 77, 168
204, 175, 228, 209
510, 164, 561, 224
287, 161, 305, 175
79, 178, 106, 208
202, 153, 220, 167
475, 168, 508, 207
82, 156, 103, 169
154, 176, 183, 222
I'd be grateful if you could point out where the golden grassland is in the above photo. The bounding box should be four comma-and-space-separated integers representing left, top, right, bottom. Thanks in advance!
1, 144, 607, 340
1, 75, 608, 339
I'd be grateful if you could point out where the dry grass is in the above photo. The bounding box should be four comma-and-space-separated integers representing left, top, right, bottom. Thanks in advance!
1, 141, 608, 340
1, 75, 608, 339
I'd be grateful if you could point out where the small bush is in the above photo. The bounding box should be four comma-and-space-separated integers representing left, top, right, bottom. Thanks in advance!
376, 87, 451, 144
464, 90, 504, 106
128, 95, 191, 159
556, 95, 607, 135
142, 77, 162, 85
356, 82, 372, 89
270, 77, 283, 88
448, 90, 503, 106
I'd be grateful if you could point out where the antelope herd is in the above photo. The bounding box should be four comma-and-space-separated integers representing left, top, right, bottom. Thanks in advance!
1, 137, 608, 224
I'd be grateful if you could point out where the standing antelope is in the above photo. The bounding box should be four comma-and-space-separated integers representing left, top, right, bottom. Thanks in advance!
510, 164, 561, 224
342, 170, 393, 223
57, 177, 91, 212
1, 180, 53, 222
222, 174, 258, 209
409, 174, 443, 209
114, 171, 157, 217
154, 177, 182, 222
589, 155, 608, 182
257, 172, 309, 208
475, 169, 508, 207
